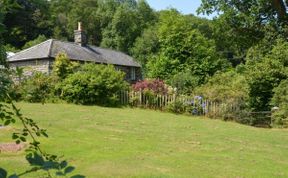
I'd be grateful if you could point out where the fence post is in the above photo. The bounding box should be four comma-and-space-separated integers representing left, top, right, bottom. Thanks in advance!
126, 90, 129, 104
121, 91, 123, 104
139, 90, 142, 106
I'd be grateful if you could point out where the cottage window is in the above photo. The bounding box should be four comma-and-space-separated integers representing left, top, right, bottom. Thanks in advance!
115, 66, 120, 71
131, 67, 136, 80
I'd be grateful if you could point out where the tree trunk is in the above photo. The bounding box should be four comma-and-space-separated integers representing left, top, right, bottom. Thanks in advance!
272, 0, 288, 21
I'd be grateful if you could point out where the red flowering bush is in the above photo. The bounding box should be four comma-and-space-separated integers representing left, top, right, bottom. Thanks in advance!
132, 79, 168, 95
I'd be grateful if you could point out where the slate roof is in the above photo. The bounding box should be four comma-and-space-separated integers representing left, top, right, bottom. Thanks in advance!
8, 39, 141, 67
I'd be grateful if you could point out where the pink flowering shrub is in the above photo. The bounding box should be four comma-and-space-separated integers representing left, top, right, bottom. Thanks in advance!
132, 79, 168, 95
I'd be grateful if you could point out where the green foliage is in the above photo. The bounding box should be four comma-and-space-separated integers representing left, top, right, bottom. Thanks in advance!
0, 13, 11, 99
245, 39, 288, 111
271, 79, 288, 127
1, 0, 52, 48
50, 0, 156, 51
52, 53, 79, 80
165, 99, 186, 114
130, 26, 159, 73
7, 67, 26, 101
0, 38, 10, 98
147, 10, 229, 82
195, 70, 248, 104
101, 1, 153, 53
198, 0, 288, 57
59, 64, 128, 105
21, 72, 54, 103
22, 35, 47, 50
165, 96, 205, 115
51, 0, 105, 43
0, 41, 6, 67
0, 69, 12, 100
0, 10, 4, 32
271, 79, 288, 106
199, 0, 288, 25
168, 70, 201, 95
0, 12, 6, 67
271, 106, 288, 127
4, 44, 20, 53
195, 70, 249, 121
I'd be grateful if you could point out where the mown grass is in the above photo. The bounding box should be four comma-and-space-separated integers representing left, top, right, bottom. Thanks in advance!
1, 103, 288, 178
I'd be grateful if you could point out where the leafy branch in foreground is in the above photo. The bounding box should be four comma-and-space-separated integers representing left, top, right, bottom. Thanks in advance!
0, 96, 84, 178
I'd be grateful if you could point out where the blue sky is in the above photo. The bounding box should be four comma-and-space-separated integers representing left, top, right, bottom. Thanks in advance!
146, 0, 215, 19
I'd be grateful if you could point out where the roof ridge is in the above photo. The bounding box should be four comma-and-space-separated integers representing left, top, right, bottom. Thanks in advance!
53, 39, 82, 47
47, 39, 54, 57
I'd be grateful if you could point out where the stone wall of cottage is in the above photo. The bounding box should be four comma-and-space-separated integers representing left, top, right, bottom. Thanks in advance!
9, 59, 142, 83
9, 59, 52, 76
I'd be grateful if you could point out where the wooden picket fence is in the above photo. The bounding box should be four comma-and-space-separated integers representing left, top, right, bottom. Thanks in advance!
118, 91, 276, 127
118, 91, 239, 116
246, 111, 272, 127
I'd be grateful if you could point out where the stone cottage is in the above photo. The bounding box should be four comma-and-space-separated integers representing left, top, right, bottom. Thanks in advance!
8, 23, 141, 82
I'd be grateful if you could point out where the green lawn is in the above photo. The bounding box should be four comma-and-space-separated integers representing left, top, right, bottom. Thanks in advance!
1, 103, 288, 178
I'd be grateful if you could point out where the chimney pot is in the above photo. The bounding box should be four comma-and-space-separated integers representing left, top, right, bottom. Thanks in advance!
78, 22, 82, 31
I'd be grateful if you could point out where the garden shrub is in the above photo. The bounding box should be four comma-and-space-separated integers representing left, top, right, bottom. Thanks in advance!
52, 53, 80, 80
0, 68, 12, 100
165, 96, 205, 115
185, 96, 205, 115
132, 79, 168, 95
168, 70, 201, 95
132, 79, 169, 108
270, 79, 288, 127
58, 64, 128, 106
194, 70, 249, 122
271, 107, 288, 128
21, 72, 54, 103
166, 99, 186, 114
8, 67, 27, 101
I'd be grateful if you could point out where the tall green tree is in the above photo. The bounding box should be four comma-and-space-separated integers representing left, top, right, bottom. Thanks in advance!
199, 0, 288, 26
147, 10, 229, 83
101, 3, 140, 52
1, 0, 52, 48
51, 0, 103, 44
0, 10, 6, 66
101, 0, 156, 53
130, 26, 159, 73
198, 0, 288, 56
245, 39, 288, 111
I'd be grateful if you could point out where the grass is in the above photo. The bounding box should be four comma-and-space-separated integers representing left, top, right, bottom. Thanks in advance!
1, 103, 288, 178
